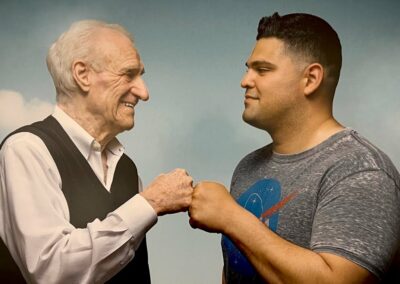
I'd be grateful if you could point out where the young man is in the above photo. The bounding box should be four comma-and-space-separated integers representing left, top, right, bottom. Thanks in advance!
189, 13, 400, 283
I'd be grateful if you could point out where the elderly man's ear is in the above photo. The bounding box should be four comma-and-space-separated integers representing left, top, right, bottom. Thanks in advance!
72, 60, 91, 93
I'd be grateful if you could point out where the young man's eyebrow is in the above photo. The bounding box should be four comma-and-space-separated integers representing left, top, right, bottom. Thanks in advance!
246, 60, 276, 69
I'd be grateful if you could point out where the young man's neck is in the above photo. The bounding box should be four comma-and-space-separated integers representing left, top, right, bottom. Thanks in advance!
270, 116, 344, 155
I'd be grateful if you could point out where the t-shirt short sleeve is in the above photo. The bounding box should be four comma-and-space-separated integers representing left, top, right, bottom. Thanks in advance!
311, 170, 400, 280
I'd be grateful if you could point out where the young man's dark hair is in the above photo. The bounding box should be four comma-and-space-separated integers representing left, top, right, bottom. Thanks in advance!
257, 12, 342, 90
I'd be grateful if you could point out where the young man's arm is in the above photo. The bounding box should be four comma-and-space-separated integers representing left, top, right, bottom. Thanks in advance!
189, 182, 378, 284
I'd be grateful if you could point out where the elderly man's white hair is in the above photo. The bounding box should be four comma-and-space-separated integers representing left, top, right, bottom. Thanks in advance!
46, 20, 134, 103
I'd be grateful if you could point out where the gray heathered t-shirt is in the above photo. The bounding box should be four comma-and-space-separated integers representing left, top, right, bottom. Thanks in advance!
222, 129, 400, 283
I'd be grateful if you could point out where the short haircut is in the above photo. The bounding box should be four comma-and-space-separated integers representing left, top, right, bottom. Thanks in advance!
46, 20, 134, 101
257, 13, 342, 88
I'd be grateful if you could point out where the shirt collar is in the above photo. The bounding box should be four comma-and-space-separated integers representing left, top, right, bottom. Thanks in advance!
52, 105, 124, 160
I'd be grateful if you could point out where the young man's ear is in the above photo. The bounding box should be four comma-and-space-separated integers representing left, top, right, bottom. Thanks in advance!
72, 60, 91, 93
303, 63, 324, 96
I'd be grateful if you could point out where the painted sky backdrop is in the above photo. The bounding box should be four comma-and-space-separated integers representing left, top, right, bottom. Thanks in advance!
1, 1, 399, 283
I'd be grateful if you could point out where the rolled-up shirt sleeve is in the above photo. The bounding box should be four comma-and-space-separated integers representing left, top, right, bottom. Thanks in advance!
0, 133, 157, 284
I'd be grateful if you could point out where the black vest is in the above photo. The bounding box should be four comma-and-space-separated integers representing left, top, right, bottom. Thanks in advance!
0, 116, 151, 283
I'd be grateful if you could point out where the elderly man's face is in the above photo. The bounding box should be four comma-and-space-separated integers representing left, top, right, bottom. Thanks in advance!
86, 29, 149, 135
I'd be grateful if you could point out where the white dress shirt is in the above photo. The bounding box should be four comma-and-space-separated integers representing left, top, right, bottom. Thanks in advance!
0, 106, 157, 283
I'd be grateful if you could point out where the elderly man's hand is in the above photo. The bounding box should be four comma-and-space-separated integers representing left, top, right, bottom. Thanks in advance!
189, 181, 238, 233
140, 168, 193, 216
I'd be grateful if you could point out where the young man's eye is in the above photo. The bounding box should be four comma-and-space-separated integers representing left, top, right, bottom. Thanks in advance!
257, 68, 270, 73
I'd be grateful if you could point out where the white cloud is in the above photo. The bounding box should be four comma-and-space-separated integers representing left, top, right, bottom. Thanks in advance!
0, 90, 54, 131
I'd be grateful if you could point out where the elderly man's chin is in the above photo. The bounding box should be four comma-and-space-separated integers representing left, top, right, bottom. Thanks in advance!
115, 120, 135, 133
114, 114, 135, 132
122, 115, 135, 130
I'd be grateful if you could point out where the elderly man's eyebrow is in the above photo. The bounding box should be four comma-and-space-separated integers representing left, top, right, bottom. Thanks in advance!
121, 66, 145, 76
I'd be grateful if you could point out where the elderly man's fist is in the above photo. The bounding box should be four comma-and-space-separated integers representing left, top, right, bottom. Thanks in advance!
141, 168, 193, 215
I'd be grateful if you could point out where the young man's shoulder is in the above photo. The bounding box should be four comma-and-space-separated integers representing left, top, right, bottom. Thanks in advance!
332, 129, 400, 185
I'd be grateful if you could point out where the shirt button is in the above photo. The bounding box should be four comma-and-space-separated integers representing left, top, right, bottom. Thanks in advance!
128, 249, 134, 260
92, 142, 101, 151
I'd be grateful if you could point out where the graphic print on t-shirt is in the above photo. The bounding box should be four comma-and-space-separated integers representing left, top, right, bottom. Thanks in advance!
222, 178, 298, 276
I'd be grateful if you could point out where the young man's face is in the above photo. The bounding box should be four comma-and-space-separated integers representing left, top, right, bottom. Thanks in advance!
241, 37, 306, 132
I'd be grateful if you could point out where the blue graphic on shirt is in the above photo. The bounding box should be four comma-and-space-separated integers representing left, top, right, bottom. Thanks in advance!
222, 178, 281, 276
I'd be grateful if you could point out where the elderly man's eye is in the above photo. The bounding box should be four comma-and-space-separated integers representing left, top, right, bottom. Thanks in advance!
125, 68, 145, 79
126, 71, 136, 79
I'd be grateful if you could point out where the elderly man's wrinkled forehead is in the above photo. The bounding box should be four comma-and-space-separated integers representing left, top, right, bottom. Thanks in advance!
91, 27, 134, 45
89, 27, 141, 70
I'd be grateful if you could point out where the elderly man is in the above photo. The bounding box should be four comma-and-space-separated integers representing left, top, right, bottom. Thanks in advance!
0, 20, 193, 283
189, 13, 400, 283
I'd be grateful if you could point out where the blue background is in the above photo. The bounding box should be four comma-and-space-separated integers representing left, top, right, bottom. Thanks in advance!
1, 1, 399, 283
